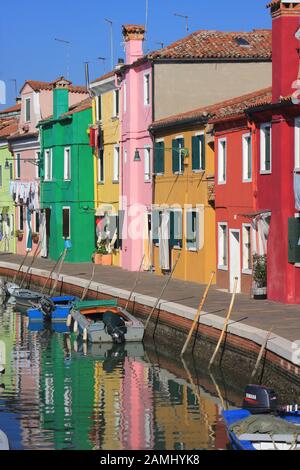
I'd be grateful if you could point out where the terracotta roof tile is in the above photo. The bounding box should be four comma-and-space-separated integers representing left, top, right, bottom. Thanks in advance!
0, 119, 18, 138
91, 70, 115, 84
150, 87, 272, 130
62, 97, 92, 116
148, 29, 272, 60
22, 79, 88, 94
0, 103, 21, 115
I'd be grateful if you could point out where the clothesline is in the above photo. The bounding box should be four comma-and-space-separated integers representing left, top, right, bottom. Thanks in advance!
9, 180, 39, 211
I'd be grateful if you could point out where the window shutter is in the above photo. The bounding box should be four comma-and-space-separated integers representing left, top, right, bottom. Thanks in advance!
170, 211, 182, 247
192, 136, 200, 170
265, 126, 271, 171
154, 141, 165, 174
200, 134, 206, 170
172, 139, 179, 173
179, 138, 185, 172
288, 217, 300, 263
17, 155, 21, 178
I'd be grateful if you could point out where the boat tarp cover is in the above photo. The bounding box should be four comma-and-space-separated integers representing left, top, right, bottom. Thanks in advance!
229, 415, 300, 437
74, 299, 118, 310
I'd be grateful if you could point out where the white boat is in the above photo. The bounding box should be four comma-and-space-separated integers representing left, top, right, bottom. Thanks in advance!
0, 430, 9, 450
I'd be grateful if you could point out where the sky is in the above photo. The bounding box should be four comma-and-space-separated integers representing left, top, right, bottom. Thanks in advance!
0, 0, 271, 110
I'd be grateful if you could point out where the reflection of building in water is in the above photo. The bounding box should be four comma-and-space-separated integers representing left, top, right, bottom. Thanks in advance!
120, 358, 154, 450
39, 336, 95, 450
0, 307, 17, 390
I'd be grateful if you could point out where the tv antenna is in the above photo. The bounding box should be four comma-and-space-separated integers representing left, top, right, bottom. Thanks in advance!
174, 13, 189, 32
54, 38, 71, 79
104, 19, 114, 70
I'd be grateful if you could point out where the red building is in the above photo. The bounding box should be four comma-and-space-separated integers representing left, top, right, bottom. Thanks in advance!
213, 0, 300, 303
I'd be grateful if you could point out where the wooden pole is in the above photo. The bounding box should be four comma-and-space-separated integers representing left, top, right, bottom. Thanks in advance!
144, 252, 181, 331
209, 277, 238, 368
41, 252, 63, 294
20, 241, 41, 288
50, 248, 67, 296
80, 265, 96, 301
251, 327, 273, 379
13, 251, 29, 284
180, 271, 215, 356
125, 255, 145, 311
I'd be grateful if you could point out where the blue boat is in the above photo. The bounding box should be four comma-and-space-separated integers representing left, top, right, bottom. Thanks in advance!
27, 295, 78, 323
223, 385, 300, 451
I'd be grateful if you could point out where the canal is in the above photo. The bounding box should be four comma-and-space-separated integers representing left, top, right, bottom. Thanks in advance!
0, 306, 299, 450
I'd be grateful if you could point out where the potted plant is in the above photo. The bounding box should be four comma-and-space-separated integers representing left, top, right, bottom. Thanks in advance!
93, 240, 112, 266
32, 232, 39, 244
253, 254, 267, 300
15, 229, 24, 242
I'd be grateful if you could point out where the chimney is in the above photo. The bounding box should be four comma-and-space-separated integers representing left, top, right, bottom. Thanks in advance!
122, 24, 145, 65
269, 0, 300, 103
52, 77, 71, 118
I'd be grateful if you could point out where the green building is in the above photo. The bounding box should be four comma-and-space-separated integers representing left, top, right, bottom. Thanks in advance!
39, 78, 95, 263
0, 105, 21, 254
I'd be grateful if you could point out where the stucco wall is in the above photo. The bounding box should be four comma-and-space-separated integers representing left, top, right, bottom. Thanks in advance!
154, 62, 272, 120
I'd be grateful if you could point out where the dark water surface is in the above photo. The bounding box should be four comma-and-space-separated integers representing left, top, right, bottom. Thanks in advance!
0, 307, 234, 450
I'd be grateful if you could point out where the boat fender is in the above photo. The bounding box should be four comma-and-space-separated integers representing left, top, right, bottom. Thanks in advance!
73, 320, 78, 334
66, 314, 72, 327
83, 328, 88, 342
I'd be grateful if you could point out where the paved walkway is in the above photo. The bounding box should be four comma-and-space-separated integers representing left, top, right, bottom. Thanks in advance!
0, 253, 299, 342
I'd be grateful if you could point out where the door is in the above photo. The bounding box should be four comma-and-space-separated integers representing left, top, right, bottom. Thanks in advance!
229, 229, 241, 293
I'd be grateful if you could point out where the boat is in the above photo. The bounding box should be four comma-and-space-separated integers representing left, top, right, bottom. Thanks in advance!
4, 282, 43, 308
69, 299, 144, 344
223, 385, 300, 450
27, 295, 78, 323
0, 430, 9, 450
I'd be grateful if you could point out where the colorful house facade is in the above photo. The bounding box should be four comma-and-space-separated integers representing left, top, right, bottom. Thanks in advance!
0, 103, 20, 253
149, 114, 216, 284
39, 78, 94, 263
117, 25, 272, 272
90, 71, 121, 267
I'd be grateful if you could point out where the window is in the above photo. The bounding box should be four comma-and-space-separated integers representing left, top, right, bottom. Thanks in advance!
295, 117, 300, 171
16, 154, 21, 179
242, 133, 252, 182
25, 98, 31, 122
64, 147, 71, 180
260, 123, 272, 173
218, 223, 228, 269
19, 206, 24, 231
96, 95, 102, 122
144, 146, 151, 182
113, 145, 120, 182
154, 140, 165, 175
172, 137, 185, 174
170, 209, 182, 248
44, 149, 52, 181
144, 73, 150, 106
242, 224, 252, 273
192, 133, 205, 171
98, 148, 104, 183
62, 207, 70, 239
9, 163, 13, 180
123, 82, 127, 113
35, 151, 41, 178
35, 212, 40, 233
113, 89, 119, 117
186, 209, 199, 251
218, 138, 227, 183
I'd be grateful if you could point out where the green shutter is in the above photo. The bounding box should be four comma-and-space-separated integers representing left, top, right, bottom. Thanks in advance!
154, 141, 165, 174
17, 154, 21, 178
200, 134, 206, 170
172, 139, 179, 173
265, 126, 271, 171
288, 217, 300, 263
170, 210, 182, 248
192, 136, 200, 171
179, 138, 185, 173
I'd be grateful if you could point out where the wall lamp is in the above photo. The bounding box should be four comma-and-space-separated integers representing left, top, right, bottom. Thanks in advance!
5, 157, 41, 169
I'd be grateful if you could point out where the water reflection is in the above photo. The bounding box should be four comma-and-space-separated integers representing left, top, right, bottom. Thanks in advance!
0, 307, 228, 450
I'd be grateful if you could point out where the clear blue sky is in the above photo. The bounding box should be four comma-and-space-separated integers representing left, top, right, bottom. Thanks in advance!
0, 0, 271, 110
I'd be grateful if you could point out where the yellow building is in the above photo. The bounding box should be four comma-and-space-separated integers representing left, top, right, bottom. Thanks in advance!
149, 111, 216, 284
90, 71, 121, 266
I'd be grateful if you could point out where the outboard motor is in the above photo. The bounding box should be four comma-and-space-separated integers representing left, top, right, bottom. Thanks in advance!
103, 311, 127, 344
243, 384, 277, 414
40, 297, 56, 321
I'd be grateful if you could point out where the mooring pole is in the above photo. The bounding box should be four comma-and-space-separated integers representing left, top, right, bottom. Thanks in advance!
144, 252, 181, 332
41, 252, 63, 294
251, 327, 273, 379
20, 241, 41, 288
80, 265, 96, 301
13, 251, 29, 284
209, 277, 238, 369
180, 271, 215, 356
125, 255, 145, 311
50, 248, 68, 296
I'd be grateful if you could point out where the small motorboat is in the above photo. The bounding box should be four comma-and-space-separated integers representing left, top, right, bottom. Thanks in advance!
27, 295, 78, 323
69, 299, 144, 344
4, 282, 43, 308
0, 429, 9, 450
223, 385, 300, 450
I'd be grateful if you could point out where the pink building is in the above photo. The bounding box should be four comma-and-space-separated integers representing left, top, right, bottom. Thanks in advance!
117, 25, 153, 271
8, 80, 88, 256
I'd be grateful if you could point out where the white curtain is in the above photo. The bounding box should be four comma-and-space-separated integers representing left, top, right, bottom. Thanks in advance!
159, 210, 170, 270
252, 213, 271, 255
40, 212, 48, 258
